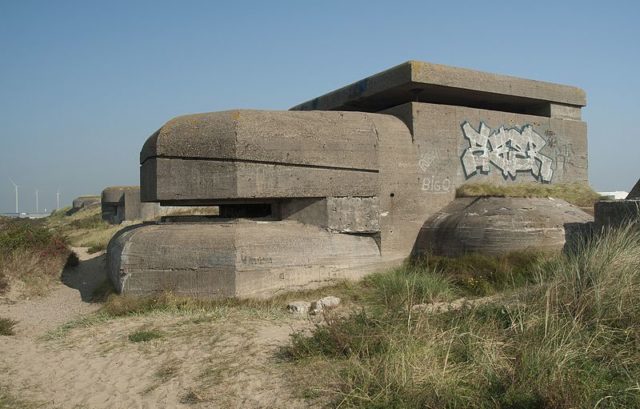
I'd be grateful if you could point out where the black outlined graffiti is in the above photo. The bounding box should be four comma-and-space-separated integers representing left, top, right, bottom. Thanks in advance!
461, 122, 553, 182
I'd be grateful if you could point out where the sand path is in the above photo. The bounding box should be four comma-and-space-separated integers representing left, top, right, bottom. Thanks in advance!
0, 248, 316, 409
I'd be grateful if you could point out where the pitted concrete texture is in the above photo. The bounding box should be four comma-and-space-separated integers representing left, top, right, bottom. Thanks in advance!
108, 220, 393, 298
292, 60, 585, 115
413, 197, 593, 257
628, 179, 640, 199
594, 200, 640, 229
102, 186, 219, 224
109, 60, 590, 297
293, 60, 588, 258
101, 186, 141, 224
140, 110, 396, 203
280, 197, 380, 233
72, 196, 100, 210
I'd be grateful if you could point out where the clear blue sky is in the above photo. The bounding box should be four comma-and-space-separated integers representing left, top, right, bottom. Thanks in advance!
1, 0, 638, 213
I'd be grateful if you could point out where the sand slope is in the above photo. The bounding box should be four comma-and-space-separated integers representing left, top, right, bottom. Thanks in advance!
0, 248, 315, 409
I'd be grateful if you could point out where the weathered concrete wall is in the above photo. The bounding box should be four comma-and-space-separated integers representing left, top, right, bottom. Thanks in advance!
108, 60, 590, 298
293, 61, 588, 259
140, 110, 383, 203
413, 197, 593, 257
72, 196, 100, 211
280, 197, 380, 233
108, 220, 390, 298
292, 60, 585, 114
594, 200, 640, 229
103, 186, 219, 224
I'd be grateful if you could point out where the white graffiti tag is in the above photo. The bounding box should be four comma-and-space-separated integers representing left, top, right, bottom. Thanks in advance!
461, 122, 553, 182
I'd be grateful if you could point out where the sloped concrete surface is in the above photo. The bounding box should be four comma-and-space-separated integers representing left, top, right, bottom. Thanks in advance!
413, 197, 593, 257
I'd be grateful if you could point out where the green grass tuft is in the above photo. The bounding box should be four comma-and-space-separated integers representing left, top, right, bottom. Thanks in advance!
414, 250, 550, 296
128, 329, 163, 343
0, 317, 17, 336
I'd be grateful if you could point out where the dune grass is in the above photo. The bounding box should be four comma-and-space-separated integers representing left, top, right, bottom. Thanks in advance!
47, 206, 123, 251
284, 222, 640, 408
456, 182, 602, 207
0, 218, 71, 296
0, 317, 17, 336
128, 329, 163, 343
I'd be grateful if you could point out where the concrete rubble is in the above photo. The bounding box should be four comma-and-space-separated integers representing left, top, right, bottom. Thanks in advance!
287, 296, 341, 315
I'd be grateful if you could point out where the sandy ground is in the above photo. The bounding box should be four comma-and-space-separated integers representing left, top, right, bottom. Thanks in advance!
0, 248, 318, 409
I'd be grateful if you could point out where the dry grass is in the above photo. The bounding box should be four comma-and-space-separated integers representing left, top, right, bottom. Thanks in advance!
47, 206, 125, 251
285, 222, 640, 408
128, 329, 163, 343
0, 219, 71, 297
0, 385, 42, 409
456, 182, 602, 207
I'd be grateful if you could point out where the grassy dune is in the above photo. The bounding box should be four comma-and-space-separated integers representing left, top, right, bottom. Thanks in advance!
285, 223, 640, 408
47, 206, 124, 253
0, 217, 72, 297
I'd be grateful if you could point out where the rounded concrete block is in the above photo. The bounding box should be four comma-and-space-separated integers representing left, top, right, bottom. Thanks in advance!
101, 186, 139, 204
72, 196, 100, 210
413, 197, 593, 257
107, 220, 386, 298
139, 110, 411, 202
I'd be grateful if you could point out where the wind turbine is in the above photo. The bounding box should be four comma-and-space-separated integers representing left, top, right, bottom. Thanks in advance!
8, 178, 19, 214
56, 188, 60, 210
35, 189, 39, 213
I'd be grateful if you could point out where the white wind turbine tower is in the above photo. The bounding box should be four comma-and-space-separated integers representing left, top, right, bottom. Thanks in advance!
56, 188, 60, 210
8, 178, 19, 214
35, 189, 39, 213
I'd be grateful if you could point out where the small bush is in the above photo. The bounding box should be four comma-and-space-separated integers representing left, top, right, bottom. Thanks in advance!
0, 219, 67, 256
0, 219, 70, 296
0, 318, 17, 336
128, 329, 163, 343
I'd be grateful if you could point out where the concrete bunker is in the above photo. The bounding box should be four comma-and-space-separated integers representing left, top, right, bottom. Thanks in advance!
101, 185, 219, 224
594, 178, 640, 229
108, 61, 590, 298
71, 195, 100, 211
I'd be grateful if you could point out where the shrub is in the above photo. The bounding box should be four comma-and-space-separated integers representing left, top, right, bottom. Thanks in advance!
0, 219, 70, 296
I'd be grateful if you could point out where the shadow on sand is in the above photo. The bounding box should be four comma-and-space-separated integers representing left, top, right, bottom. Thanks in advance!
61, 251, 109, 302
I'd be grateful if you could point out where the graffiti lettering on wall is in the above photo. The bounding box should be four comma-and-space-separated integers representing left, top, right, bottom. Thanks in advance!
460, 122, 554, 182
418, 152, 451, 193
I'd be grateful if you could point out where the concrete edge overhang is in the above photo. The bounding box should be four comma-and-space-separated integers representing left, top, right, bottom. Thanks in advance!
290, 60, 586, 114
